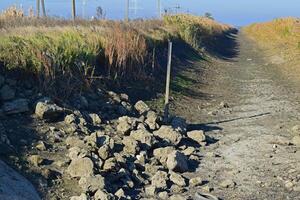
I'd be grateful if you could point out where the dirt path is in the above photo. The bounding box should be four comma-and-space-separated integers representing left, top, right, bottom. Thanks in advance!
173, 32, 300, 200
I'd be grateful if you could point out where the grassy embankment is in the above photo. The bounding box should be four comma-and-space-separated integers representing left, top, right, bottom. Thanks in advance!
244, 18, 300, 79
0, 6, 233, 101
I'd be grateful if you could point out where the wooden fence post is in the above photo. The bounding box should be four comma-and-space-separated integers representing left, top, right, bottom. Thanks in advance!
164, 41, 173, 122
125, 0, 129, 21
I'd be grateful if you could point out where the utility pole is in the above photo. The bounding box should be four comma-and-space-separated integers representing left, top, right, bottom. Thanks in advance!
36, 0, 40, 18
72, 0, 76, 20
41, 0, 46, 17
125, 0, 129, 21
157, 0, 161, 18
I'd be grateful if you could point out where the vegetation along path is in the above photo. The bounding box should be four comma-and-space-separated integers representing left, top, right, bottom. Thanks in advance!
173, 32, 300, 199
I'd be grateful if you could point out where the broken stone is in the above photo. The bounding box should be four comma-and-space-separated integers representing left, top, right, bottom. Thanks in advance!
182, 146, 195, 156
102, 157, 119, 172
130, 129, 155, 148
122, 136, 140, 155
88, 113, 102, 126
189, 177, 203, 187
145, 111, 159, 130
145, 185, 158, 197
98, 145, 111, 160
64, 114, 76, 124
153, 126, 182, 145
153, 146, 175, 167
67, 157, 94, 178
2, 98, 29, 114
169, 171, 186, 187
151, 171, 168, 190
117, 116, 134, 135
115, 188, 126, 199
94, 189, 115, 200
220, 179, 236, 188
166, 150, 189, 172
79, 175, 105, 193
66, 136, 86, 148
36, 141, 47, 151
187, 130, 206, 144
70, 193, 88, 200
28, 155, 44, 167
68, 147, 89, 160
35, 102, 64, 121
134, 100, 150, 114
158, 191, 168, 199
169, 193, 186, 200
291, 136, 300, 146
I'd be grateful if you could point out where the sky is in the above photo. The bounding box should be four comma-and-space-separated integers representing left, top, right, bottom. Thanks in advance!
0, 0, 299, 26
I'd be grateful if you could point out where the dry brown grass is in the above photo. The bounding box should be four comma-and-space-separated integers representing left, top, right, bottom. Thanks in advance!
244, 18, 300, 82
0, 8, 232, 98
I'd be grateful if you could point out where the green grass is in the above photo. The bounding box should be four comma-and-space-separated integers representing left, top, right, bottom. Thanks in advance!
0, 14, 232, 99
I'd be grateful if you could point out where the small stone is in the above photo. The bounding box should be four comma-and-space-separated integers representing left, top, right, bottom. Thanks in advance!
130, 129, 155, 148
187, 130, 206, 144
145, 111, 159, 130
153, 146, 175, 167
285, 180, 294, 189
169, 194, 186, 200
145, 185, 158, 197
66, 136, 85, 148
36, 141, 47, 151
67, 157, 94, 178
202, 185, 213, 192
182, 147, 195, 156
189, 177, 203, 187
134, 100, 150, 114
94, 189, 115, 200
98, 145, 111, 160
70, 193, 88, 200
151, 171, 168, 190
166, 151, 189, 173
102, 157, 119, 172
79, 175, 105, 192
220, 179, 236, 188
64, 114, 76, 124
28, 155, 44, 167
153, 126, 182, 145
170, 185, 185, 193
35, 102, 64, 121
68, 147, 89, 160
88, 113, 102, 126
115, 188, 126, 199
122, 136, 140, 155
117, 116, 134, 135
291, 136, 300, 146
291, 125, 300, 135
169, 172, 186, 187
158, 191, 168, 199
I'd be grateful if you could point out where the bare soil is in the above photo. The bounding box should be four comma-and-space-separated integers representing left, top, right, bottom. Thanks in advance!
171, 32, 300, 199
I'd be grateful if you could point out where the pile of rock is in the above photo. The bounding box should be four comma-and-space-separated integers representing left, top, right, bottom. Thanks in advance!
32, 92, 207, 199
0, 75, 30, 116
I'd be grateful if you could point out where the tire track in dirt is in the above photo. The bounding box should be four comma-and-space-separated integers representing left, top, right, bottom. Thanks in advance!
173, 32, 300, 200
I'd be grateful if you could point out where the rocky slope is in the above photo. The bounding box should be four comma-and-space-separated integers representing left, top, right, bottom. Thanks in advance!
0, 73, 217, 200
